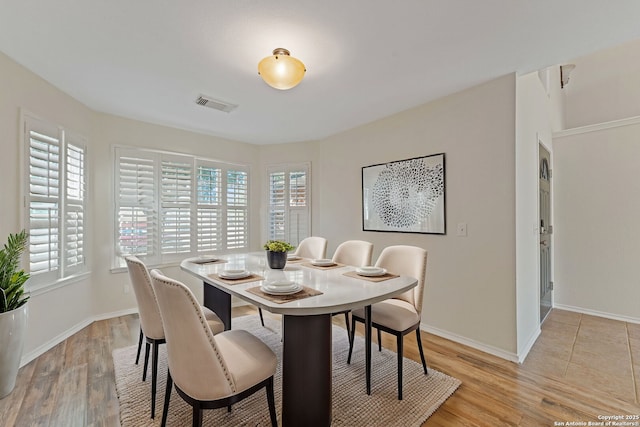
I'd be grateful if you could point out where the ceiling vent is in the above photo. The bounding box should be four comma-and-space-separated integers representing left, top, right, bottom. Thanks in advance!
195, 95, 238, 113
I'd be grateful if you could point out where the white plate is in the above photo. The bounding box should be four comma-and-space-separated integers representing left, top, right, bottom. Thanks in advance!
263, 283, 300, 292
355, 267, 387, 277
191, 256, 219, 264
265, 279, 295, 288
219, 269, 250, 279
287, 255, 301, 261
311, 259, 335, 266
261, 284, 302, 295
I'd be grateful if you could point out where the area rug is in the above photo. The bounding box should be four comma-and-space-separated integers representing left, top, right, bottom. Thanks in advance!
113, 315, 460, 426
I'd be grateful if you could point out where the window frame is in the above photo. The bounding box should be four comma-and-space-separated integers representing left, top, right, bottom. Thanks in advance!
21, 111, 90, 292
265, 162, 311, 246
113, 146, 250, 269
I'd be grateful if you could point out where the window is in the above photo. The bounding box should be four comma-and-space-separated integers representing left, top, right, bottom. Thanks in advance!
24, 114, 88, 288
266, 163, 310, 246
114, 147, 249, 267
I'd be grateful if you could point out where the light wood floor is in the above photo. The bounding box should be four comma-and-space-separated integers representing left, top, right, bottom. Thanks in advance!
1, 308, 639, 426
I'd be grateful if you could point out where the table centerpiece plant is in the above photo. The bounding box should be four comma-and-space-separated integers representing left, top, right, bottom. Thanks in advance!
263, 240, 295, 269
0, 229, 30, 398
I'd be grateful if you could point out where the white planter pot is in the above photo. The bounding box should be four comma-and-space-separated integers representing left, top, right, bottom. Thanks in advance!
0, 304, 28, 399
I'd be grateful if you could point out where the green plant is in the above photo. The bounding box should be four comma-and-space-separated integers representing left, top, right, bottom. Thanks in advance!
263, 240, 295, 253
0, 230, 30, 313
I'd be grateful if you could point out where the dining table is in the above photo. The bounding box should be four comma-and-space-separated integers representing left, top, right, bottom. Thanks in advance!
180, 252, 418, 427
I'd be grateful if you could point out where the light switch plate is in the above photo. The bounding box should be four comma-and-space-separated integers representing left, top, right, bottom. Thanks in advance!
456, 222, 467, 237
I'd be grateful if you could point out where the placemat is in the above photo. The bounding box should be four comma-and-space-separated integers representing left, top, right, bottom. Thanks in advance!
286, 257, 306, 263
188, 258, 228, 265
246, 285, 323, 304
342, 271, 400, 282
301, 262, 345, 270
208, 273, 264, 285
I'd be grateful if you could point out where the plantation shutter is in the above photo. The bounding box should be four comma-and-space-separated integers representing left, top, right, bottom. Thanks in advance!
114, 149, 250, 266
24, 114, 88, 286
160, 157, 193, 258
196, 162, 223, 252
226, 169, 248, 249
266, 163, 310, 246
115, 148, 157, 262
268, 172, 286, 241
27, 117, 61, 281
287, 170, 309, 245
63, 137, 87, 274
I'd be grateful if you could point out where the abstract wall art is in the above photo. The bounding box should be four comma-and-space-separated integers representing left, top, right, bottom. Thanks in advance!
362, 153, 446, 234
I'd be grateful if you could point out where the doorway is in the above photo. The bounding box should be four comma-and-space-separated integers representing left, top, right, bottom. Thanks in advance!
539, 143, 552, 322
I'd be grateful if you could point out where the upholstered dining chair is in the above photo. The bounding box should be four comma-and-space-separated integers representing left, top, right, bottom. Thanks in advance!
150, 270, 278, 427
331, 240, 374, 340
293, 236, 327, 259
346, 245, 428, 400
257, 236, 328, 327
125, 256, 225, 419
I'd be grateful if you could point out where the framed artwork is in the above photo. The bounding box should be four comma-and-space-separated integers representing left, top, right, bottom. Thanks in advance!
362, 153, 446, 234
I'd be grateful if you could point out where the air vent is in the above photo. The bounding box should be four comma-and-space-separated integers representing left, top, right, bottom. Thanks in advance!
195, 95, 238, 113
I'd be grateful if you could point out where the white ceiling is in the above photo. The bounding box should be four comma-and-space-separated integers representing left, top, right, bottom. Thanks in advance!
2, 1, 640, 145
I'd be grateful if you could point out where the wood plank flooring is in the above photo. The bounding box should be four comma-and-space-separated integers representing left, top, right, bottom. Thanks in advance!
1, 308, 638, 426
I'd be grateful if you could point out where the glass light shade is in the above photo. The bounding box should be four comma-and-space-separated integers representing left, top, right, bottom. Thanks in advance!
258, 48, 306, 90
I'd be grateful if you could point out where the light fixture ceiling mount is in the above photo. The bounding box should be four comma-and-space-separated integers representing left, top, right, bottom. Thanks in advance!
258, 48, 306, 90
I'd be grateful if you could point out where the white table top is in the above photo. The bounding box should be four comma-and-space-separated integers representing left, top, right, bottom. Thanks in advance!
180, 252, 418, 316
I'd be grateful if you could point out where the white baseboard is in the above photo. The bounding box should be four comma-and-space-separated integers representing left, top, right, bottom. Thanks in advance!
93, 307, 139, 322
517, 327, 541, 364
20, 307, 140, 368
24, 306, 577, 368
420, 322, 520, 363
21, 317, 94, 367
554, 304, 640, 324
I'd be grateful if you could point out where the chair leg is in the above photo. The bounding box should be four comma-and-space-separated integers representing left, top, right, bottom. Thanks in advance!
258, 308, 265, 327
347, 316, 357, 364
377, 328, 382, 352
365, 305, 372, 396
135, 328, 143, 365
161, 369, 173, 427
397, 334, 404, 400
266, 376, 278, 427
151, 341, 159, 418
344, 312, 351, 344
192, 403, 203, 427
142, 342, 150, 381
416, 329, 428, 375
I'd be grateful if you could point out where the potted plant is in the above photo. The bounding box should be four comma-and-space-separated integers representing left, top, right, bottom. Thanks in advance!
263, 240, 295, 269
0, 230, 30, 398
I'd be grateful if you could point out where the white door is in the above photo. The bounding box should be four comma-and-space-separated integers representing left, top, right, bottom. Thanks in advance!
539, 144, 552, 322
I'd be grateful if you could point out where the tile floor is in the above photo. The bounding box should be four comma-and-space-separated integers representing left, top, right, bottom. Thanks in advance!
522, 309, 638, 404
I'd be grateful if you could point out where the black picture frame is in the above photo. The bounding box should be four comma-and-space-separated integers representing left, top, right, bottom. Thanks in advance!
362, 153, 446, 235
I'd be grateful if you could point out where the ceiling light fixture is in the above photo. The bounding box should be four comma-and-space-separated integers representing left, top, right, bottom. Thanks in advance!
258, 48, 306, 90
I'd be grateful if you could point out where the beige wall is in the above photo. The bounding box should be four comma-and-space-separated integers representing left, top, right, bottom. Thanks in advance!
91, 113, 261, 315
0, 51, 264, 360
0, 51, 94, 356
554, 123, 640, 321
564, 38, 640, 128
305, 74, 519, 355
515, 71, 557, 356
2, 47, 545, 361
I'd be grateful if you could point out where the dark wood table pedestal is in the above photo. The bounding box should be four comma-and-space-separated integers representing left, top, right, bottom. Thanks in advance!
204, 283, 332, 426
282, 314, 332, 427
204, 284, 231, 330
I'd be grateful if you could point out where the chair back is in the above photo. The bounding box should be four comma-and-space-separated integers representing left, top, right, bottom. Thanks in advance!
375, 245, 427, 314
150, 270, 236, 400
125, 256, 164, 340
332, 240, 373, 267
294, 236, 328, 259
